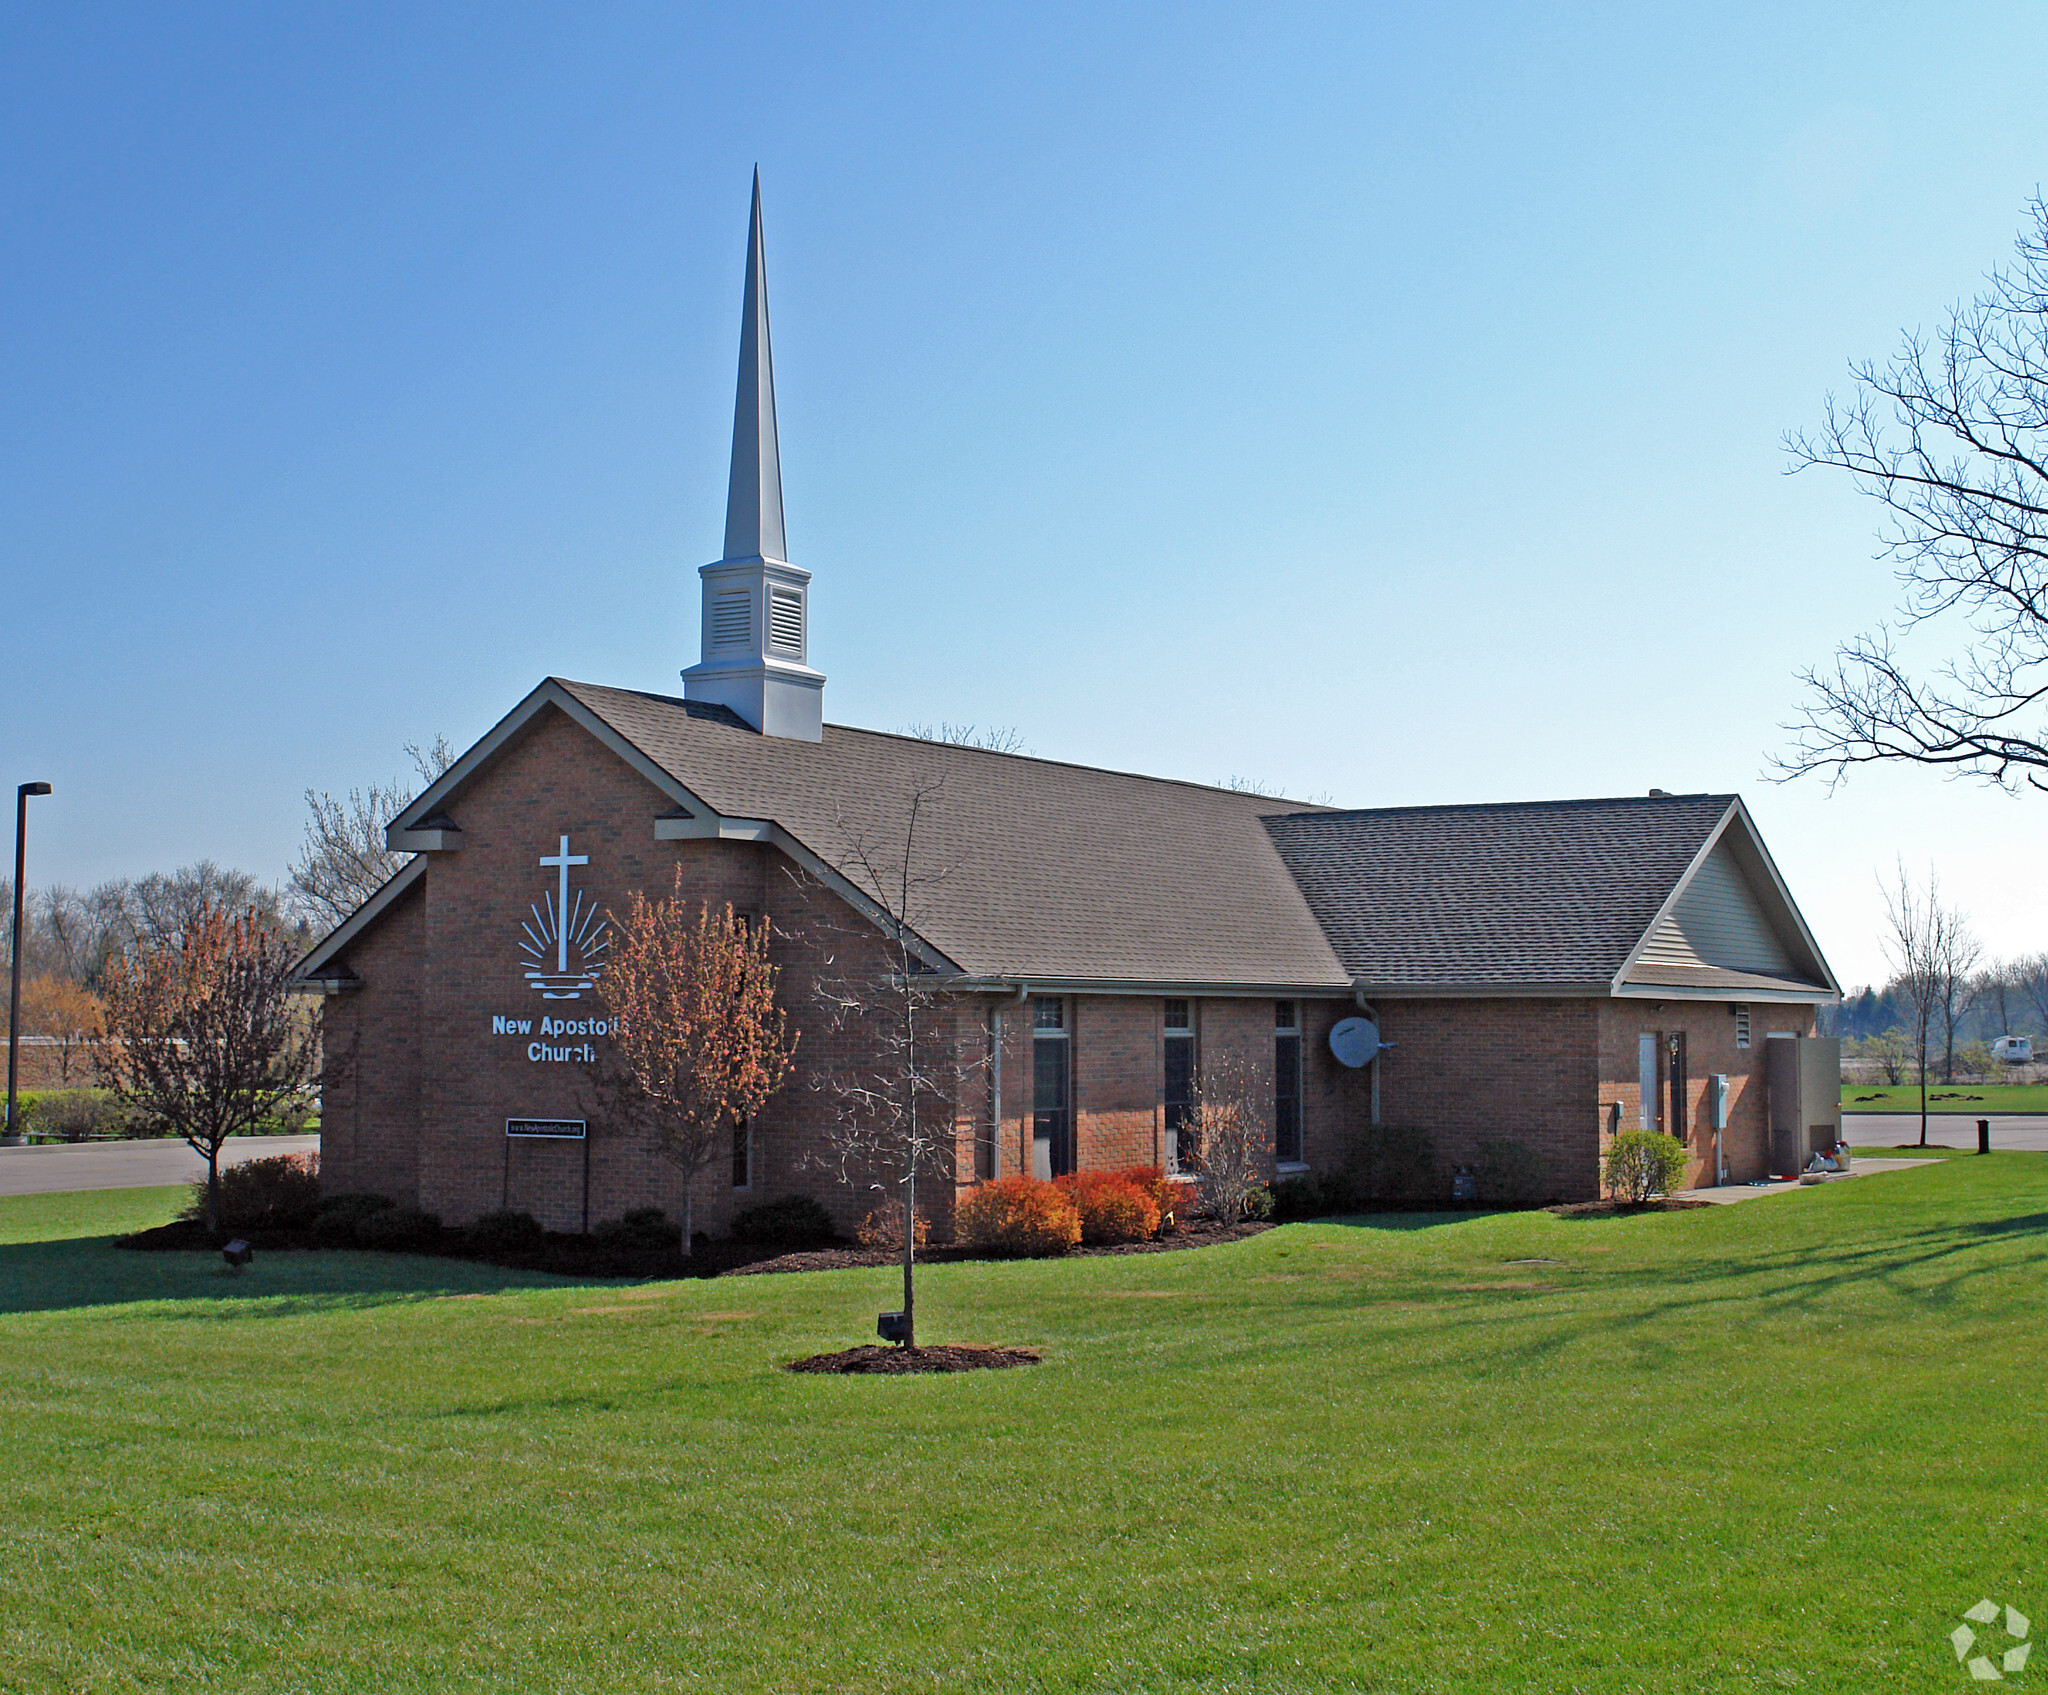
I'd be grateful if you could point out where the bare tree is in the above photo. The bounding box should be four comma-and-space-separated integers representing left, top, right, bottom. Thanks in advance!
290, 738, 454, 929
803, 777, 970, 1349
587, 874, 797, 1250
2014, 952, 2048, 1035
100, 903, 319, 1232
1881, 862, 1975, 1144
899, 721, 1028, 755
1779, 197, 2048, 793
1936, 925, 1984, 1083
1182, 1051, 1273, 1224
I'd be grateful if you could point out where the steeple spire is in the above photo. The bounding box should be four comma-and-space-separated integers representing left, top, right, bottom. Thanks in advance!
682, 171, 825, 741
723, 167, 786, 563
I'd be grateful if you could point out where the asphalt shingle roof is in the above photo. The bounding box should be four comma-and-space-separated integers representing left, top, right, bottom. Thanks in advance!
1261, 795, 1745, 989
560, 680, 1351, 988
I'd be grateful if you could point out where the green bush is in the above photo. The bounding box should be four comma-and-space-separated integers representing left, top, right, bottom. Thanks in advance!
1335, 1123, 1437, 1205
1271, 1170, 1370, 1220
729, 1194, 837, 1245
1475, 1138, 1547, 1208
465, 1210, 545, 1256
592, 1207, 684, 1251
188, 1153, 322, 1233
19, 1089, 128, 1143
310, 1192, 395, 1246
354, 1205, 442, 1250
1602, 1130, 1689, 1202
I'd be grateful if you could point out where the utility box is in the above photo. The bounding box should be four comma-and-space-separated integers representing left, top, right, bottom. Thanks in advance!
1708, 1074, 1730, 1131
1766, 1035, 1841, 1177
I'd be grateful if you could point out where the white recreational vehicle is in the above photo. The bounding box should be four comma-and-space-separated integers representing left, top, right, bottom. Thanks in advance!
1994, 1035, 2033, 1065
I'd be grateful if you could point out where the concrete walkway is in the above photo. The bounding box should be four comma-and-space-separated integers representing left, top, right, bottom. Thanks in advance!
1680, 1155, 1940, 1205
0, 1134, 319, 1197
1846, 1113, 2048, 1151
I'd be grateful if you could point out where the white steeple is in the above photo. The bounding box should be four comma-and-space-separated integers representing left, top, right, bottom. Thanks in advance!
682, 170, 825, 741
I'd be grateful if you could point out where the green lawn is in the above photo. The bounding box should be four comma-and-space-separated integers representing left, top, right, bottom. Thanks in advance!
1841, 1081, 2048, 1113
2, 1167, 2045, 1692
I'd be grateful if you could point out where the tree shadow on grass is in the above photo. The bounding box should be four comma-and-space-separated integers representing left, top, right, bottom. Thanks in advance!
0, 1233, 609, 1318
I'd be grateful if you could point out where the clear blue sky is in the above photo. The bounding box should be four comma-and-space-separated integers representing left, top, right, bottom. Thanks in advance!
5, 2, 2047, 989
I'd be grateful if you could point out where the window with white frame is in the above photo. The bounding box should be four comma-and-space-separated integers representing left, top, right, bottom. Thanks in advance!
1163, 998, 1195, 1173
1274, 1000, 1303, 1165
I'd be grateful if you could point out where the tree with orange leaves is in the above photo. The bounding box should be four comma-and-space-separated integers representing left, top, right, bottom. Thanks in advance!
20, 975, 104, 1086
100, 903, 318, 1233
591, 869, 797, 1250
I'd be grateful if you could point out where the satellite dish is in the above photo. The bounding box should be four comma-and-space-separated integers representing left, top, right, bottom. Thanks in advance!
1329, 1016, 1380, 1069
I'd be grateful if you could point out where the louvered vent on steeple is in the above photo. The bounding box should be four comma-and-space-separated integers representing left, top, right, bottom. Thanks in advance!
768, 587, 804, 655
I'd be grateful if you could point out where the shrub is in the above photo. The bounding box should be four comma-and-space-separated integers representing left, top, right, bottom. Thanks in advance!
855, 1202, 930, 1251
1603, 1130, 1689, 1202
184, 1152, 322, 1233
1270, 1170, 1370, 1220
310, 1192, 394, 1245
354, 1205, 442, 1250
465, 1210, 545, 1256
591, 1207, 684, 1252
1111, 1166, 1193, 1231
1241, 1183, 1273, 1220
1353, 1123, 1437, 1205
1183, 1060, 1272, 1225
1054, 1172, 1160, 1244
955, 1176, 1080, 1256
1475, 1138, 1547, 1208
20, 1089, 127, 1143
730, 1194, 837, 1245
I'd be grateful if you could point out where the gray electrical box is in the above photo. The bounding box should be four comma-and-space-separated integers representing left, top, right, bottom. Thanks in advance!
1708, 1074, 1729, 1131
1765, 1035, 1841, 1176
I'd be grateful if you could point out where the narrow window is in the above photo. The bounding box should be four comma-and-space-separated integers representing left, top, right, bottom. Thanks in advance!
1638, 1033, 1659, 1131
1163, 999, 1194, 1174
1666, 1031, 1688, 1141
1032, 997, 1072, 1179
712, 590, 752, 649
732, 1119, 751, 1189
1734, 1004, 1751, 1050
1274, 1000, 1303, 1165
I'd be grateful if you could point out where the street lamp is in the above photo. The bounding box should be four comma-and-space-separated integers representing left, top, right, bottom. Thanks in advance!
5, 782, 53, 1148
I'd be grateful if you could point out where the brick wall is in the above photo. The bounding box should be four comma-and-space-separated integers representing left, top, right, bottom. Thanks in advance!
1596, 998, 1819, 1189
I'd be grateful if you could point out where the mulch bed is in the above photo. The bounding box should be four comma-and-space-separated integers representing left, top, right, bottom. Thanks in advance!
786, 1344, 1041, 1375
116, 1216, 1274, 1280
1545, 1198, 1716, 1218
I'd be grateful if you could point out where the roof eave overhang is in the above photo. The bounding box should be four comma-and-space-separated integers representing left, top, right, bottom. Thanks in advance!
292, 855, 428, 985
1613, 979, 1837, 1005
945, 975, 1356, 999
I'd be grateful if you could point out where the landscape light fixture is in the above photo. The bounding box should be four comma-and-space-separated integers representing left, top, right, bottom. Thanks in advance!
4, 781, 53, 1148
876, 1311, 910, 1346
222, 1240, 254, 1270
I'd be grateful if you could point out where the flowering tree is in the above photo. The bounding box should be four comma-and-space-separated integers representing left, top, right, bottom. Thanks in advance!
591, 870, 797, 1248
100, 903, 319, 1233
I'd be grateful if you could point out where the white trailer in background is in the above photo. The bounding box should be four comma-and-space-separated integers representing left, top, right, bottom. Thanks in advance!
1994, 1036, 2033, 1065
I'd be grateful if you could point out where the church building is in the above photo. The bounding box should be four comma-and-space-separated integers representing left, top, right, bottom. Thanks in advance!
295, 180, 1842, 1233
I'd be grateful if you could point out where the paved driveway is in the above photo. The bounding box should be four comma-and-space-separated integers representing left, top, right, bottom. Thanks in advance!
0, 1135, 319, 1197
1846, 1114, 2048, 1152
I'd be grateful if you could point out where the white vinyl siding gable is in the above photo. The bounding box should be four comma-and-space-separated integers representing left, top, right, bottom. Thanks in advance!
1636, 842, 1796, 975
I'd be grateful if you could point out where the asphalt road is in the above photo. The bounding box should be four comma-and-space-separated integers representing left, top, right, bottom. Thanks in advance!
1846, 1113, 2048, 1151
0, 1134, 320, 1197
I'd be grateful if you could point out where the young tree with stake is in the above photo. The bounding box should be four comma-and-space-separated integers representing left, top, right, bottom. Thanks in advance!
100, 903, 318, 1233
590, 870, 797, 1251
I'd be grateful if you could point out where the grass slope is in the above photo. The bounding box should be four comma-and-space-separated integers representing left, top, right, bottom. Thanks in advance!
1842, 1082, 2048, 1113
0, 1165, 2042, 1693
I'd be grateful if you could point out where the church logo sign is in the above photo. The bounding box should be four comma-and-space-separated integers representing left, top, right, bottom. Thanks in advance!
521, 834, 610, 999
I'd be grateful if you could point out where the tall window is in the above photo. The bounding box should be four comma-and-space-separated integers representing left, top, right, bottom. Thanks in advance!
732, 1119, 751, 1189
1163, 998, 1195, 1173
1274, 1001, 1303, 1165
1032, 997, 1073, 1178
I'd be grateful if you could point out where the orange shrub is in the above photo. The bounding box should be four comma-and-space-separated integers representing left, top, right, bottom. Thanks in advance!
1054, 1171, 1160, 1244
1115, 1165, 1200, 1233
955, 1176, 1081, 1256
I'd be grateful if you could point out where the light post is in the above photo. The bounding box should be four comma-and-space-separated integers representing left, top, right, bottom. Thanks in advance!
5, 782, 53, 1147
